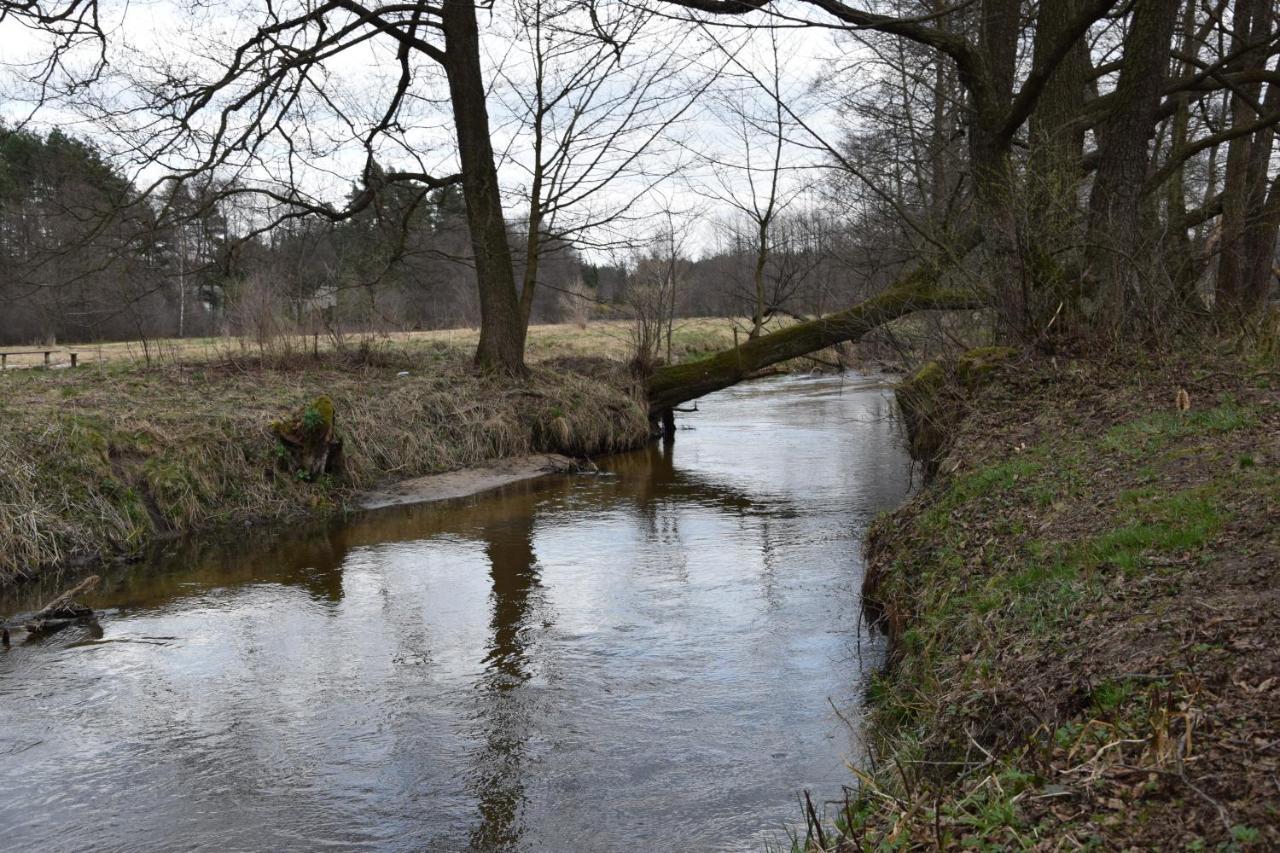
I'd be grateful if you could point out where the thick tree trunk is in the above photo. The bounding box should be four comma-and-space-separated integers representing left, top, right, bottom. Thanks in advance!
1242, 172, 1280, 311
1028, 0, 1089, 169
1023, 0, 1092, 337
1214, 0, 1268, 312
1084, 0, 1180, 330
967, 0, 1027, 337
1240, 56, 1280, 311
967, 0, 1019, 213
646, 267, 981, 413
442, 0, 526, 374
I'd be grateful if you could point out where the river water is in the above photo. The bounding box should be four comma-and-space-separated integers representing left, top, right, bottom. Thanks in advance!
0, 373, 910, 852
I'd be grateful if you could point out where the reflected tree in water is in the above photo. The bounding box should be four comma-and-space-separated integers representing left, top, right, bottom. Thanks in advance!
469, 511, 543, 851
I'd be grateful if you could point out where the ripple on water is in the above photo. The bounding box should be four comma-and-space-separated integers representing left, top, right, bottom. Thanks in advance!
0, 373, 910, 852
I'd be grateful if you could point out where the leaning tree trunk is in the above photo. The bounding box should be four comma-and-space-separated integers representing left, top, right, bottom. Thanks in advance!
646, 266, 982, 413
442, 0, 527, 374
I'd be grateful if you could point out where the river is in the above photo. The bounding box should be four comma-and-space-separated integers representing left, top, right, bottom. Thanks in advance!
0, 372, 911, 852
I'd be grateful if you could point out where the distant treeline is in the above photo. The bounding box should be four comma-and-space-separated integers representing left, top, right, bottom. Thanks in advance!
0, 127, 887, 346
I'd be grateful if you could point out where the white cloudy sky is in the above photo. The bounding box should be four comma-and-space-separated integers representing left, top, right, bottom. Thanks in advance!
0, 0, 860, 257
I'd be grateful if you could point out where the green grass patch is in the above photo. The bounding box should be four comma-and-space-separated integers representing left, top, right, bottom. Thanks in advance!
1102, 403, 1258, 456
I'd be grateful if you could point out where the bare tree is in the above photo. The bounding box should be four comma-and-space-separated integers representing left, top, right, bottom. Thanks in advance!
491, 0, 722, 349
660, 0, 1280, 344
2, 2, 589, 370
692, 25, 812, 337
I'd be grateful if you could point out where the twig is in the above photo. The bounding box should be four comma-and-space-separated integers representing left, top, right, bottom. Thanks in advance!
803, 789, 827, 851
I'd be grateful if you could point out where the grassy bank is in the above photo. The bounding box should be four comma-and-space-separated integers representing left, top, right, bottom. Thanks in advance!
1, 324, 724, 585
0, 315, 873, 587
834, 347, 1279, 850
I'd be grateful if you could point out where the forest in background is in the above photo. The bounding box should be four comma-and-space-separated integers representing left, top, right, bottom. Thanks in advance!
1, 0, 1278, 367
0, 124, 883, 346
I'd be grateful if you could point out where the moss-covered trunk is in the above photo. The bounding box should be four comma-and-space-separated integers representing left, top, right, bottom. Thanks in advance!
645, 268, 982, 413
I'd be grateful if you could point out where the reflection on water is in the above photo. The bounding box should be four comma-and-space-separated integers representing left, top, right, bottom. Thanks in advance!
0, 373, 910, 852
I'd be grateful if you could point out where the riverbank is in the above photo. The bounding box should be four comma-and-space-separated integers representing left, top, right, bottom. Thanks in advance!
0, 369, 907, 851
0, 339, 658, 586
841, 346, 1278, 849
0, 316, 883, 588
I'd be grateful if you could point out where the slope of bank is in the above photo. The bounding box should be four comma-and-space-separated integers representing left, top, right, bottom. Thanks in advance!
844, 349, 1278, 849
0, 344, 649, 586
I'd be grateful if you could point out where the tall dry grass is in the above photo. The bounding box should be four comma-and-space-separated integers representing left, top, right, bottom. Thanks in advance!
0, 345, 648, 585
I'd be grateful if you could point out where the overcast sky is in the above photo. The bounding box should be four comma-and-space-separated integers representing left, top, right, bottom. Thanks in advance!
0, 0, 856, 258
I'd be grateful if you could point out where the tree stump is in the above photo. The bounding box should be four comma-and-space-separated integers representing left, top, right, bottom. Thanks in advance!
271, 395, 344, 481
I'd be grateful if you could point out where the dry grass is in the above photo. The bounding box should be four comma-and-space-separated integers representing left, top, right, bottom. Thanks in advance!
0, 328, 711, 585
0, 316, 871, 587
0, 318, 739, 370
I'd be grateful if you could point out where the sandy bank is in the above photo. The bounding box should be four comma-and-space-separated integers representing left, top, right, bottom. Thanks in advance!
359, 453, 577, 510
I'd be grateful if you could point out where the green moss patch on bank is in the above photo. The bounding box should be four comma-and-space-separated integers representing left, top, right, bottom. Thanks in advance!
0, 345, 648, 585
841, 351, 1279, 850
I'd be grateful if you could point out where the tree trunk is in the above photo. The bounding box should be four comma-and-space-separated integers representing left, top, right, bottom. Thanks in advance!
1028, 0, 1089, 170
751, 219, 768, 338
967, 0, 1019, 213
1165, 0, 1201, 305
1025, 0, 1092, 337
1084, 0, 1180, 331
442, 0, 526, 374
1214, 0, 1267, 312
518, 201, 542, 344
967, 0, 1025, 336
646, 267, 981, 412
1240, 56, 1280, 311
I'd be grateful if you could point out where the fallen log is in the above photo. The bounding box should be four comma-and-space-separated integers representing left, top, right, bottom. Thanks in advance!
23, 574, 100, 634
645, 267, 983, 413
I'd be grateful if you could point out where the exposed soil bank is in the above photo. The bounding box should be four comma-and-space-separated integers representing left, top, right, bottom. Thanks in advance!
0, 345, 649, 586
841, 349, 1279, 850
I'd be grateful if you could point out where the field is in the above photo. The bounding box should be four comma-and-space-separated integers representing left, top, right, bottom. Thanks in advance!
0, 318, 740, 371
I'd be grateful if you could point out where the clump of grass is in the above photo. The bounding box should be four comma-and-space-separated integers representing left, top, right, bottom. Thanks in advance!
1101, 401, 1257, 455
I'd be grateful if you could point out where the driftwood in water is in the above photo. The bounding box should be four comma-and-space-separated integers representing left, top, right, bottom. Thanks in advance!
23, 574, 100, 634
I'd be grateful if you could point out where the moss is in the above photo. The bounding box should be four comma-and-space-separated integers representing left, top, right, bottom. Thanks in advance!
896, 346, 1017, 472
302, 395, 335, 435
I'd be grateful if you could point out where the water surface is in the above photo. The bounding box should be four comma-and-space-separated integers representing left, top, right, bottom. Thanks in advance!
0, 373, 910, 852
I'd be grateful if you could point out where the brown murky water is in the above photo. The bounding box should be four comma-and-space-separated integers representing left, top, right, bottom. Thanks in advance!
0, 373, 910, 852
